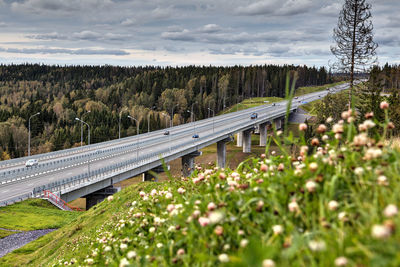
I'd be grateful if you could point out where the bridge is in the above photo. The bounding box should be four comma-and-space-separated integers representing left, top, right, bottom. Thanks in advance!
0, 83, 349, 209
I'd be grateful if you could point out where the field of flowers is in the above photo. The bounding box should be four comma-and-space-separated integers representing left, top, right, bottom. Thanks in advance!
24, 102, 400, 267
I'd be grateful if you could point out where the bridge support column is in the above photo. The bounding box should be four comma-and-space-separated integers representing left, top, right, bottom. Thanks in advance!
217, 137, 233, 168
236, 132, 243, 147
243, 129, 252, 153
142, 165, 169, 182
274, 118, 283, 130
182, 151, 202, 177
259, 122, 268, 146
85, 186, 119, 209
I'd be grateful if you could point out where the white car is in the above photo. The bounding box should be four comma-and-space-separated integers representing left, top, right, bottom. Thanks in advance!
25, 159, 38, 167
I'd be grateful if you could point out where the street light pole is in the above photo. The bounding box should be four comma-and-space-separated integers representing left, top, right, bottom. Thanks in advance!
128, 115, 139, 160
190, 102, 197, 123
81, 110, 90, 146
187, 110, 196, 136
208, 108, 215, 133
28, 112, 40, 157
75, 118, 91, 174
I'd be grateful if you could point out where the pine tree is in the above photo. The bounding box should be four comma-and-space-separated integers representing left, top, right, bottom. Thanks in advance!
331, 0, 378, 107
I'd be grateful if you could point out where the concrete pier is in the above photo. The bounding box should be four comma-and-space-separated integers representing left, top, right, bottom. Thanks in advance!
243, 129, 252, 153
85, 186, 119, 209
274, 118, 283, 130
259, 122, 268, 146
236, 132, 243, 147
142, 165, 169, 182
182, 151, 202, 177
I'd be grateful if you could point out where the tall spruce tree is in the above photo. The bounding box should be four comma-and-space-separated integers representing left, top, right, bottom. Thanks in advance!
331, 0, 378, 107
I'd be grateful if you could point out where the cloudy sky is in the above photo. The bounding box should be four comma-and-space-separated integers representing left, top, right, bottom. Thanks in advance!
0, 0, 398, 67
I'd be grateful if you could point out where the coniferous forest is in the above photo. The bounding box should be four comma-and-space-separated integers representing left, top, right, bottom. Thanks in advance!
0, 64, 333, 159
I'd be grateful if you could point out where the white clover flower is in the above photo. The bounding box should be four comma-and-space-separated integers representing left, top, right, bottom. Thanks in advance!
119, 258, 130, 267
177, 187, 186, 194
371, 224, 391, 239
328, 200, 339, 211
218, 254, 229, 263
107, 195, 114, 201
240, 239, 249, 247
104, 246, 111, 252
306, 180, 317, 193
288, 201, 299, 213
149, 227, 156, 233
377, 175, 388, 186
322, 135, 329, 141
272, 225, 283, 235
308, 240, 326, 251
335, 257, 348, 266
223, 244, 230, 251
384, 204, 398, 218
156, 243, 163, 248
120, 243, 128, 251
86, 258, 94, 265
127, 251, 137, 259
165, 192, 173, 199
338, 212, 347, 222
354, 167, 364, 176
209, 211, 224, 224
262, 259, 276, 267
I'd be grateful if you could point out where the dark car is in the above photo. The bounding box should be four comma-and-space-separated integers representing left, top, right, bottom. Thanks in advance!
272, 103, 276, 106
192, 134, 199, 138
250, 113, 258, 119
163, 130, 170, 135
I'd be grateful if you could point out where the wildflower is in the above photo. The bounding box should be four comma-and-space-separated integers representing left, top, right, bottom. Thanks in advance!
380, 101, 389, 109
384, 204, 398, 218
177, 187, 186, 194
238, 229, 245, 235
309, 162, 318, 172
260, 164, 268, 172
107, 195, 114, 201
214, 225, 224, 236
149, 227, 156, 233
353, 133, 368, 146
261, 153, 266, 159
139, 191, 146, 198
256, 200, 264, 212
328, 200, 339, 211
218, 254, 229, 263
177, 248, 185, 256
223, 244, 230, 251
332, 124, 344, 134
388, 122, 395, 129
317, 124, 327, 133
119, 258, 130, 267
288, 201, 299, 213
322, 135, 329, 141
326, 117, 333, 123
377, 175, 388, 186
262, 259, 276, 267
198, 217, 210, 227
85, 258, 94, 265
335, 257, 348, 266
167, 204, 175, 213
150, 189, 157, 196
127, 251, 137, 259
156, 243, 163, 248
219, 173, 226, 179
363, 120, 376, 129
207, 202, 217, 211
240, 239, 249, 247
311, 138, 320, 146
299, 123, 308, 131
104, 246, 111, 252
354, 167, 364, 176
165, 192, 173, 199
365, 112, 374, 119
276, 130, 283, 136
335, 133, 342, 140
272, 225, 283, 235
277, 163, 284, 171
120, 243, 128, 251
308, 240, 326, 251
338, 212, 348, 222
305, 180, 317, 193
209, 211, 224, 224
371, 224, 391, 239
195, 200, 201, 205
341, 111, 350, 120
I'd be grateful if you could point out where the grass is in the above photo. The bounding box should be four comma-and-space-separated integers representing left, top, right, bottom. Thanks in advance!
2, 109, 399, 266
294, 81, 346, 96
0, 199, 80, 231
0, 229, 17, 239
220, 97, 283, 115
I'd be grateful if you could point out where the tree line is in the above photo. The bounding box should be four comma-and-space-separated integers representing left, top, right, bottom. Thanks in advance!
0, 64, 333, 159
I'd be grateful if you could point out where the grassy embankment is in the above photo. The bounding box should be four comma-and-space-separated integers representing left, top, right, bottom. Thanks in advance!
1, 104, 399, 266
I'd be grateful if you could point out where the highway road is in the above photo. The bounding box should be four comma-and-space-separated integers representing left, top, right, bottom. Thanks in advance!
0, 83, 350, 204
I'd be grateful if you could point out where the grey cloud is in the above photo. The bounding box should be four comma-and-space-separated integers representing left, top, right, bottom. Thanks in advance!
235, 0, 314, 16
0, 47, 129, 55
121, 18, 136, 26
0, 22, 6, 27
28, 32, 68, 40
28, 31, 131, 42
376, 33, 400, 47
151, 7, 172, 20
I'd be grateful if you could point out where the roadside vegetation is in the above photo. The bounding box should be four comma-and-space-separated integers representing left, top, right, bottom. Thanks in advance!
2, 99, 399, 266
0, 199, 80, 231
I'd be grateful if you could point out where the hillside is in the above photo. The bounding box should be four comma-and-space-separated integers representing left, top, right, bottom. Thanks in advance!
1, 103, 399, 266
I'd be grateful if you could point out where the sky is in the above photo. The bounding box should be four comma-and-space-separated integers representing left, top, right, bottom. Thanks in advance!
0, 0, 398, 67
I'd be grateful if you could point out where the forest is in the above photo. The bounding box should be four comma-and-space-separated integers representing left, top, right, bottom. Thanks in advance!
0, 64, 333, 159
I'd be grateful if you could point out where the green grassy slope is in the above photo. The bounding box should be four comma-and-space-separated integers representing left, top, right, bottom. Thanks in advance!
2, 111, 400, 267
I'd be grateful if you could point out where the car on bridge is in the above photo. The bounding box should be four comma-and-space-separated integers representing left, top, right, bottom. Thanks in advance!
192, 134, 199, 138
250, 113, 258, 119
163, 130, 170, 135
25, 159, 38, 167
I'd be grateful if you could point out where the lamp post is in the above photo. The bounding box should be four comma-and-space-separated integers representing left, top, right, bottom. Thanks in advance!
75, 117, 91, 174
187, 110, 196, 136
208, 108, 215, 133
80, 110, 90, 146
171, 104, 179, 127
190, 102, 197, 123
28, 112, 40, 157
128, 115, 139, 160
